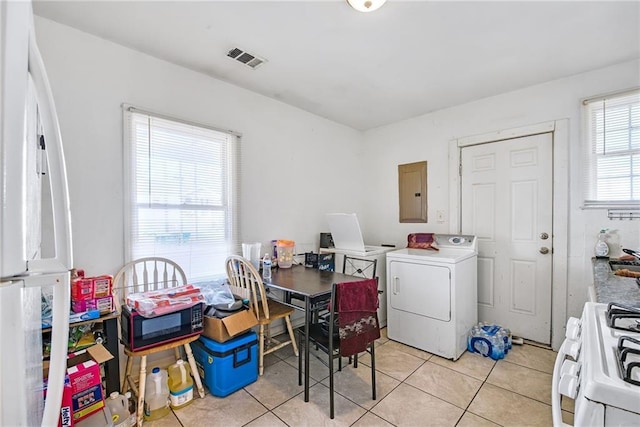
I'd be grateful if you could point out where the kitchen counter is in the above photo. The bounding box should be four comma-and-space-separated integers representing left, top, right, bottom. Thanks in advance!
591, 258, 640, 307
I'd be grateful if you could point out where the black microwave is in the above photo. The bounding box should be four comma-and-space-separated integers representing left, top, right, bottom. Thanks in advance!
121, 303, 203, 351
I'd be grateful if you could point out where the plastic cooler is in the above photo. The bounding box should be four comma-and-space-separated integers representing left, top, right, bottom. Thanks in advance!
191, 331, 258, 397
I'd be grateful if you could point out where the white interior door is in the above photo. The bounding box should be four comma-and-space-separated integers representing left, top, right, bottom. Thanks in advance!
461, 133, 553, 344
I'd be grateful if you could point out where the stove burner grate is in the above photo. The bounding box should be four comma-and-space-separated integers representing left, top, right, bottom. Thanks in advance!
606, 302, 640, 332
616, 336, 640, 386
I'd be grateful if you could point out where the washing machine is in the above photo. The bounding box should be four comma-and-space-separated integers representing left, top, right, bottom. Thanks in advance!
386, 234, 477, 360
321, 213, 396, 327
320, 246, 395, 327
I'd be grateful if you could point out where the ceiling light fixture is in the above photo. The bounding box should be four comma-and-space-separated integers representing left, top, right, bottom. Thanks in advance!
347, 0, 387, 13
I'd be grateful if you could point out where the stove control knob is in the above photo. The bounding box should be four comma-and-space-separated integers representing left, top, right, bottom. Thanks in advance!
561, 339, 581, 361
558, 373, 579, 399
565, 317, 581, 341
561, 359, 581, 377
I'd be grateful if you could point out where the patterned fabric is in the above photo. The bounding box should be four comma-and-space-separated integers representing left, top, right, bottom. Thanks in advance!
338, 315, 378, 340
336, 279, 380, 357
407, 233, 439, 250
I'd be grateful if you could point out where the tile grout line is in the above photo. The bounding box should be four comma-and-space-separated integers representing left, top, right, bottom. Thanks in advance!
456, 356, 503, 426
228, 333, 556, 426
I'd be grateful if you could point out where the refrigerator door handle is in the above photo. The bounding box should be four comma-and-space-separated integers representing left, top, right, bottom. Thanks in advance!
35, 274, 71, 427
26, 28, 73, 274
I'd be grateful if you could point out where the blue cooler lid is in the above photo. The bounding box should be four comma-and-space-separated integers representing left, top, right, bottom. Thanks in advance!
198, 331, 257, 355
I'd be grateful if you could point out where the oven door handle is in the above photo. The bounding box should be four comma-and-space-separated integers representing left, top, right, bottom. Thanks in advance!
551, 341, 572, 427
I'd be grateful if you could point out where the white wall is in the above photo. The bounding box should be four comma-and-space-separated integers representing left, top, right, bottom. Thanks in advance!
34, 17, 364, 278
35, 16, 640, 328
361, 58, 640, 320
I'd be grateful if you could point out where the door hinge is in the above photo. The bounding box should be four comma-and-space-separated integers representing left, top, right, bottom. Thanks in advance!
458, 163, 462, 176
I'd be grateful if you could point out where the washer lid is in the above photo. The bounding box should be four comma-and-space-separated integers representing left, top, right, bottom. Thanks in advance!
387, 247, 476, 263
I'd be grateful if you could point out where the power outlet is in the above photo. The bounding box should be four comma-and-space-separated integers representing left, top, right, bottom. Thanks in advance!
436, 210, 446, 223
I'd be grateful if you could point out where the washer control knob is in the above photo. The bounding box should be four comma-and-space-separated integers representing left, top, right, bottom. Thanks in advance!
449, 236, 466, 245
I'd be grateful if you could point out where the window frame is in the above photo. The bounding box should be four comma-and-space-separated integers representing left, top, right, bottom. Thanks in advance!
582, 88, 640, 209
122, 104, 241, 281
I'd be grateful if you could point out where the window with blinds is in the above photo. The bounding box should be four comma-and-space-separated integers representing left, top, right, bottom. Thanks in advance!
124, 107, 240, 282
584, 89, 640, 207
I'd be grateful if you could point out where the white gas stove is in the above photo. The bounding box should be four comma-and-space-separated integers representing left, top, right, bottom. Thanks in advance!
552, 302, 640, 426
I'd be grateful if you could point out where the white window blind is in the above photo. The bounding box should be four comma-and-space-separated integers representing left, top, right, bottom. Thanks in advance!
124, 106, 240, 282
583, 89, 640, 208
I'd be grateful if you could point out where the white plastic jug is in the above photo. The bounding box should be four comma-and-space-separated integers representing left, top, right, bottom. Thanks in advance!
242, 242, 262, 270
124, 391, 136, 427
144, 367, 170, 421
168, 359, 194, 409
106, 392, 129, 427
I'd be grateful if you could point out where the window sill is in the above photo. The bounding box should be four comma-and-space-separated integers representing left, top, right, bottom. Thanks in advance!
582, 201, 640, 210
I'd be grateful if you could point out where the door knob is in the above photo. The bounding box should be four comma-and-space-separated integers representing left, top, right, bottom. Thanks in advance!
540, 247, 550, 254
540, 232, 549, 240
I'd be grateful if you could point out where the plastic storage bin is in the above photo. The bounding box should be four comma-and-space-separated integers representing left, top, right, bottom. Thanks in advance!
191, 331, 258, 397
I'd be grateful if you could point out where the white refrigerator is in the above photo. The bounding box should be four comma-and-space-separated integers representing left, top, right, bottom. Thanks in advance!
1, 2, 73, 426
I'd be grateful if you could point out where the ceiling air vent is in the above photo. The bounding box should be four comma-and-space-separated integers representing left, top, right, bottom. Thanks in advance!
226, 47, 266, 69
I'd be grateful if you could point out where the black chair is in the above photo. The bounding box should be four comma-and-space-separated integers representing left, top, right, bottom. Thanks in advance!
342, 255, 378, 366
342, 255, 377, 279
298, 278, 380, 419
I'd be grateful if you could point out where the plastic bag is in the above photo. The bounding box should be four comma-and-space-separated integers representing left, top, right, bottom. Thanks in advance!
196, 281, 236, 309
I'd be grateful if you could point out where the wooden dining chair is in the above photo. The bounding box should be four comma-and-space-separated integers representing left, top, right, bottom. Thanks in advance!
298, 278, 380, 419
113, 257, 205, 425
225, 255, 299, 375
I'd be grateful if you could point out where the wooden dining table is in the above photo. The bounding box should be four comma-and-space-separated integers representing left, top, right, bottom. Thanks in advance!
266, 264, 368, 401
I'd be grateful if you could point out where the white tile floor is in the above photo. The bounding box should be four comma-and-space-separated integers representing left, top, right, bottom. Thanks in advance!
142, 328, 573, 426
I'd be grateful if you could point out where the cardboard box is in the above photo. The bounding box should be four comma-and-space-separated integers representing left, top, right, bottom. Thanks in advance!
90, 276, 113, 298
71, 275, 113, 301
71, 279, 93, 302
66, 344, 114, 423
59, 379, 73, 427
203, 309, 258, 343
304, 252, 335, 271
43, 375, 73, 427
43, 344, 113, 426
71, 295, 114, 315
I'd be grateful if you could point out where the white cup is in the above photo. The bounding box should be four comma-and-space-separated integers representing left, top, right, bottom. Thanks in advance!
242, 242, 262, 270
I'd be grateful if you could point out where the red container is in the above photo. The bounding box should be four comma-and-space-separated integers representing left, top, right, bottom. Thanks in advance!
71, 275, 113, 301
91, 275, 113, 298
71, 279, 93, 302
71, 295, 114, 315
